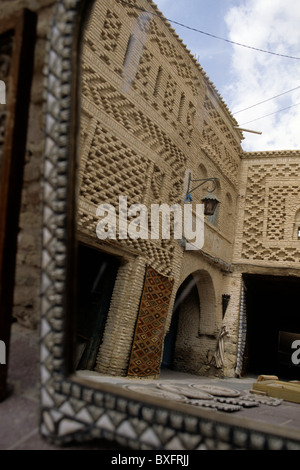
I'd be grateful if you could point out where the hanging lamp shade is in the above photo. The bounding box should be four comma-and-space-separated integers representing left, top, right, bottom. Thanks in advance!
201, 193, 220, 216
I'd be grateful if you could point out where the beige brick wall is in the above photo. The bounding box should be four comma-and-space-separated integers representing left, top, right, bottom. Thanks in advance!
78, 0, 243, 375
234, 150, 300, 268
2, 0, 56, 328
227, 150, 300, 376
6, 0, 299, 378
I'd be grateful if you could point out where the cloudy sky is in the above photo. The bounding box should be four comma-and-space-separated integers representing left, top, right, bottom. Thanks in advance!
153, 0, 300, 152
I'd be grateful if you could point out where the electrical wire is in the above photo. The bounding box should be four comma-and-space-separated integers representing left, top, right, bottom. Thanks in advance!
239, 102, 300, 126
119, 0, 300, 60
119, 0, 300, 127
232, 85, 300, 114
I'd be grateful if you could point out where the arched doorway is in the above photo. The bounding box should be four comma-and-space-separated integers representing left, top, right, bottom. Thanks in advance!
161, 275, 198, 369
162, 270, 216, 374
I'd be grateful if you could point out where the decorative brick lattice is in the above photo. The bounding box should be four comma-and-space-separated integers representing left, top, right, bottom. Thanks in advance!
77, 212, 175, 278
163, 74, 177, 114
134, 47, 153, 91
78, 124, 176, 276
201, 120, 239, 187
80, 123, 148, 208
81, 60, 188, 208
266, 186, 287, 241
100, 9, 122, 52
148, 18, 201, 97
241, 161, 300, 262
151, 164, 165, 201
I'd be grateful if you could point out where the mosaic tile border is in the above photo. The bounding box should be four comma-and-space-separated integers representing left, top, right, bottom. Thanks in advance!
40, 0, 300, 450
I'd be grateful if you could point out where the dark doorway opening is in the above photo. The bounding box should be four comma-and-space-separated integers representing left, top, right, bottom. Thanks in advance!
161, 293, 180, 370
243, 274, 300, 380
161, 275, 199, 370
75, 244, 120, 371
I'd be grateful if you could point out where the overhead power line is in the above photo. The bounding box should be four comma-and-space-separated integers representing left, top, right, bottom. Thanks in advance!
119, 0, 300, 60
232, 85, 300, 114
239, 102, 300, 126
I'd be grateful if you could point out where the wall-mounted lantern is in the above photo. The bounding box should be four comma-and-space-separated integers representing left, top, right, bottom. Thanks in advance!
201, 193, 220, 216
184, 173, 220, 216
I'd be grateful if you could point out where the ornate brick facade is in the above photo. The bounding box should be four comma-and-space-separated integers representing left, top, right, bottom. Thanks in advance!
234, 151, 300, 265
77, 0, 245, 378
1, 0, 299, 381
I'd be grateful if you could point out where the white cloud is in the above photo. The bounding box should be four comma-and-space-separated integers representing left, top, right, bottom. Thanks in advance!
152, 1, 300, 151
224, 0, 300, 151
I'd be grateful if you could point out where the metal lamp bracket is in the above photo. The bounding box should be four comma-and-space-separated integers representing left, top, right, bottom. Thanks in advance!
184, 173, 219, 202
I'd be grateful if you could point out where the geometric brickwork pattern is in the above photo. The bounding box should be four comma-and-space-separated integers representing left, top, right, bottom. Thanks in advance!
240, 157, 300, 263
80, 123, 149, 209
39, 0, 300, 451
127, 266, 174, 377
80, 66, 188, 207
266, 184, 299, 241
201, 117, 240, 187
78, 207, 176, 278
77, 121, 176, 274
79, 43, 195, 277
77, 0, 243, 295
79, 0, 241, 214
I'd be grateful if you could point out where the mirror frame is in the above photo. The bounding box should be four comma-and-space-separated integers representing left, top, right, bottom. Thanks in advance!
40, 0, 300, 450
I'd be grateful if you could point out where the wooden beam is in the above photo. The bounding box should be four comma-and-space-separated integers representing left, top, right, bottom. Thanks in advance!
252, 380, 300, 404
